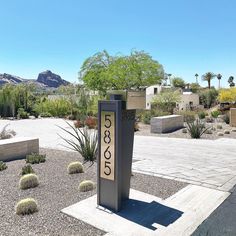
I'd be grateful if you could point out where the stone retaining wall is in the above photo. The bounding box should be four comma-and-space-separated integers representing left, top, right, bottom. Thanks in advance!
151, 115, 184, 133
0, 137, 39, 162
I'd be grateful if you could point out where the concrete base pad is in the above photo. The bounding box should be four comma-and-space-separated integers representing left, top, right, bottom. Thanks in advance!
61, 186, 229, 236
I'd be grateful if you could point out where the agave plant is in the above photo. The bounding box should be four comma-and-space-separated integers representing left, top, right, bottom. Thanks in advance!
186, 119, 210, 139
58, 122, 98, 164
0, 124, 16, 140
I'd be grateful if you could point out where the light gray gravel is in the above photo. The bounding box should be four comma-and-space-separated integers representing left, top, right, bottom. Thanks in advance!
0, 148, 187, 236
136, 122, 236, 140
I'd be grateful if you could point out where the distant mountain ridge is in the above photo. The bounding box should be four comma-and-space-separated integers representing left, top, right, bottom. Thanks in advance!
0, 70, 70, 88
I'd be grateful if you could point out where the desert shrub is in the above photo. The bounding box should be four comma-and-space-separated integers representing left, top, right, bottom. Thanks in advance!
58, 122, 98, 163
84, 116, 97, 129
17, 108, 29, 119
67, 162, 84, 174
0, 124, 16, 140
79, 180, 95, 192
216, 124, 223, 129
134, 122, 139, 132
223, 113, 230, 124
21, 164, 35, 176
205, 116, 214, 123
177, 111, 196, 122
141, 110, 170, 124
0, 161, 7, 171
19, 173, 39, 190
198, 111, 206, 119
217, 132, 224, 136
205, 129, 213, 134
26, 153, 46, 164
211, 110, 220, 118
40, 112, 52, 118
199, 88, 218, 108
151, 90, 181, 113
16, 198, 38, 215
186, 119, 210, 139
182, 128, 187, 133
224, 130, 230, 134
74, 119, 84, 128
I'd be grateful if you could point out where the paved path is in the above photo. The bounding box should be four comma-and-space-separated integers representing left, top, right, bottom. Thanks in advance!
133, 136, 236, 191
2, 118, 236, 191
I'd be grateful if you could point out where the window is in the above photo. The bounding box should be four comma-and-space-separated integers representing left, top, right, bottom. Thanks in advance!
154, 88, 158, 94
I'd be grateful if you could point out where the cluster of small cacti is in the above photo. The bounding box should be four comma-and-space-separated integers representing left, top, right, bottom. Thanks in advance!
0, 161, 7, 171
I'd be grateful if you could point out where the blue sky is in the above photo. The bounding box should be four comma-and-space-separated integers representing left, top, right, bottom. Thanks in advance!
0, 0, 235, 88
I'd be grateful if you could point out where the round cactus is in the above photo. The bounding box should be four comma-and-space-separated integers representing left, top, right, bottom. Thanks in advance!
79, 180, 95, 192
224, 130, 230, 134
19, 174, 39, 190
217, 132, 224, 136
67, 162, 84, 174
16, 198, 38, 215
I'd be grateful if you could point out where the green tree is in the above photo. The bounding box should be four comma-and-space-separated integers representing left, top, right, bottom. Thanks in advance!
172, 77, 185, 88
228, 76, 235, 87
79, 50, 164, 95
202, 72, 216, 89
190, 83, 201, 93
151, 90, 181, 113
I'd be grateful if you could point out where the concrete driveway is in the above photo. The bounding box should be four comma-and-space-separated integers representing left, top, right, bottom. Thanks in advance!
1, 118, 236, 191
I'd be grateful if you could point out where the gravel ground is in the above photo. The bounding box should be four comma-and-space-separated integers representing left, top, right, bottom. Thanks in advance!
0, 148, 187, 236
135, 122, 236, 140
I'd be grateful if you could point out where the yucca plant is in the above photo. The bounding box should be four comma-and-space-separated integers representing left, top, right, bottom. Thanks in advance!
58, 122, 98, 164
186, 119, 210, 139
0, 124, 16, 140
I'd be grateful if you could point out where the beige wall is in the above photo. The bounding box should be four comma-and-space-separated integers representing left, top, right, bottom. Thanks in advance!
177, 93, 199, 111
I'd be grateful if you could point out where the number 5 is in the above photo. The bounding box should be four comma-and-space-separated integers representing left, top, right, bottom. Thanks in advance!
105, 114, 111, 128
104, 161, 111, 176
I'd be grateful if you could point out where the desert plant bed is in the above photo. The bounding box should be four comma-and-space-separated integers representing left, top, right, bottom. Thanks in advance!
136, 122, 236, 140
0, 148, 187, 236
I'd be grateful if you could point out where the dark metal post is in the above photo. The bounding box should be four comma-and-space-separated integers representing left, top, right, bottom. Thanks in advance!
97, 95, 135, 212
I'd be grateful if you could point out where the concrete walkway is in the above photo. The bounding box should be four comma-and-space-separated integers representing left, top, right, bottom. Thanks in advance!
2, 118, 236, 191
133, 136, 236, 191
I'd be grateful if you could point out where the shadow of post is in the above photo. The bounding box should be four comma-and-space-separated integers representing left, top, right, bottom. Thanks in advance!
117, 199, 183, 230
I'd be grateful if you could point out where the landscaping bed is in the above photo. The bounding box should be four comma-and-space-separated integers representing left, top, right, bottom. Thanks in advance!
0, 148, 187, 236
136, 122, 236, 140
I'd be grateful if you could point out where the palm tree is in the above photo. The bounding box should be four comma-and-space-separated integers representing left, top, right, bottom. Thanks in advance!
195, 73, 199, 84
217, 74, 222, 89
202, 72, 216, 89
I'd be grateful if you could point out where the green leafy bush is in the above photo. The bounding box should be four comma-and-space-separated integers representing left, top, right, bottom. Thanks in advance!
26, 153, 46, 164
211, 110, 220, 118
198, 111, 206, 119
40, 112, 52, 118
186, 119, 210, 139
19, 174, 39, 190
67, 162, 84, 174
79, 180, 95, 192
141, 110, 170, 124
177, 111, 196, 122
17, 108, 29, 119
58, 122, 98, 163
15, 198, 38, 215
21, 164, 35, 176
0, 124, 16, 140
0, 161, 7, 171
